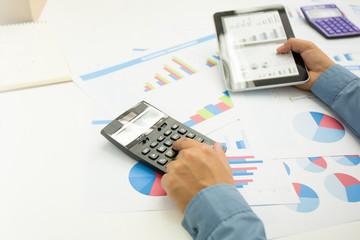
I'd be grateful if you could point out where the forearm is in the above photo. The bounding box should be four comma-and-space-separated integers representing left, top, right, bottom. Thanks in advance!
311, 64, 360, 138
182, 184, 266, 240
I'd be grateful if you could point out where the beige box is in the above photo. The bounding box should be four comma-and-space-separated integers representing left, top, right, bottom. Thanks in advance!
30, 0, 47, 21
0, 0, 47, 25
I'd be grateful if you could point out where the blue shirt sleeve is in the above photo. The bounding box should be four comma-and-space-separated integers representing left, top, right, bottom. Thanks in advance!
182, 184, 266, 240
311, 64, 360, 138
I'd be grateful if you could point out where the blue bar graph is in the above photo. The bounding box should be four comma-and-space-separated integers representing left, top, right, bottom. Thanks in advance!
232, 170, 254, 176
235, 182, 249, 188
334, 55, 341, 61
236, 140, 246, 149
92, 120, 112, 125
228, 158, 263, 164
180, 67, 192, 75
204, 104, 222, 115
344, 54, 353, 61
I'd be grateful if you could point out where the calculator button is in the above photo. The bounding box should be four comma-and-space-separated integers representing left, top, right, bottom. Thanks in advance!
171, 124, 179, 130
157, 145, 167, 153
178, 128, 187, 135
157, 135, 165, 142
150, 142, 158, 148
164, 140, 173, 147
157, 158, 168, 166
186, 132, 196, 139
142, 148, 151, 155
195, 137, 204, 143
171, 133, 181, 141
149, 153, 159, 160
164, 129, 172, 136
165, 150, 177, 158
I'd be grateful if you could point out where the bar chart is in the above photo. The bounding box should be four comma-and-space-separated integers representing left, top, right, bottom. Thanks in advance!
228, 156, 263, 189
144, 56, 197, 92
221, 129, 250, 151
223, 10, 287, 46
327, 51, 360, 76
183, 91, 233, 127
225, 155, 299, 205
206, 53, 220, 68
332, 53, 355, 62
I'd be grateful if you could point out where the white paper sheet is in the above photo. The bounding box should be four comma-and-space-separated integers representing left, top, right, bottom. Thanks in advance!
229, 87, 360, 158
73, 34, 239, 136
253, 154, 360, 239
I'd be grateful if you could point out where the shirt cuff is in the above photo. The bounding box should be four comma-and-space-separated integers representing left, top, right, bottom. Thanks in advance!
182, 184, 254, 239
311, 64, 358, 106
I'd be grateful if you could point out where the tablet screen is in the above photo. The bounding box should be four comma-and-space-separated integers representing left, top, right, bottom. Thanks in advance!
222, 10, 298, 83
214, 5, 309, 91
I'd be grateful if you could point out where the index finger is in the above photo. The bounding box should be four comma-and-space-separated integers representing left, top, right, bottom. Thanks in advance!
172, 138, 210, 151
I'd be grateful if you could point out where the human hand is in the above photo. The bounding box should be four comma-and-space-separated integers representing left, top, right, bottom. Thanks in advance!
161, 138, 235, 213
277, 38, 335, 91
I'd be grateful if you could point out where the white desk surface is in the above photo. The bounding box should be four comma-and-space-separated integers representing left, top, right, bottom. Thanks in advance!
1, 0, 360, 239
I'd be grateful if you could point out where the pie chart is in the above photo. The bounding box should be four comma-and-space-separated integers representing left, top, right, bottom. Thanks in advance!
325, 173, 360, 202
287, 183, 319, 213
293, 112, 345, 143
283, 162, 290, 175
128, 162, 166, 196
296, 157, 327, 173
332, 155, 360, 166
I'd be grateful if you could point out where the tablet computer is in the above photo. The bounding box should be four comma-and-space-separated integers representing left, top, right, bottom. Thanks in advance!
214, 5, 309, 91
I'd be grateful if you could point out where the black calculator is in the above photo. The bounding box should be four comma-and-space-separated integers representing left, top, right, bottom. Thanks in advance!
301, 4, 360, 39
101, 101, 226, 173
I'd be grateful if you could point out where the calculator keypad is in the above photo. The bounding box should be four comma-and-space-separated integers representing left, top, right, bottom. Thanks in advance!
315, 17, 360, 36
132, 117, 217, 172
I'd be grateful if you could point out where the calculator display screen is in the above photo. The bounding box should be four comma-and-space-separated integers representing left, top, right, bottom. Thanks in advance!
222, 10, 299, 84
112, 106, 165, 146
306, 8, 342, 19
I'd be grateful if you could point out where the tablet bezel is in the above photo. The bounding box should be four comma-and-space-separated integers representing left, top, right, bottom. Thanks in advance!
214, 5, 309, 91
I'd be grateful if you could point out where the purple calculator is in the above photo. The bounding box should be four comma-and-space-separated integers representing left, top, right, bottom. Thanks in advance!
301, 4, 360, 39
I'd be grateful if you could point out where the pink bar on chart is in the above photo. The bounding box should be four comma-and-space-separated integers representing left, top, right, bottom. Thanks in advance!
207, 61, 215, 66
172, 59, 196, 74
227, 156, 255, 159
164, 67, 181, 79
232, 167, 257, 171
155, 76, 167, 85
234, 179, 253, 183
145, 86, 152, 91
215, 102, 231, 111
190, 114, 205, 124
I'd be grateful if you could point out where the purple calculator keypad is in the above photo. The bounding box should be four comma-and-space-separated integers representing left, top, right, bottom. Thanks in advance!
315, 17, 360, 36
